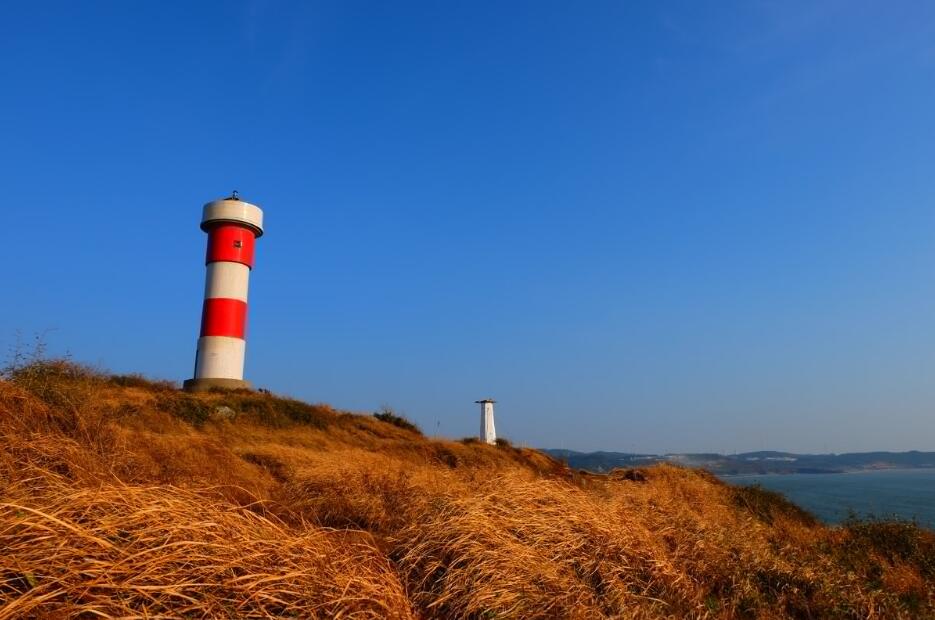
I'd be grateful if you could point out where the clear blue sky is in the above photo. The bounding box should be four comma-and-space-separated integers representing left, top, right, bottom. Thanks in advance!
3, 1, 935, 454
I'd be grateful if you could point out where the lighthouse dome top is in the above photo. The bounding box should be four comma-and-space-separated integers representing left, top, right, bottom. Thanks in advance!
201, 192, 264, 237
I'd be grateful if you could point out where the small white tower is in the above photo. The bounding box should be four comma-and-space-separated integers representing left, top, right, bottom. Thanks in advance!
476, 399, 496, 444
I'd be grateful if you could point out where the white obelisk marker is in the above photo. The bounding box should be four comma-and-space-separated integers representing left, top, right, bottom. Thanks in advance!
476, 399, 496, 444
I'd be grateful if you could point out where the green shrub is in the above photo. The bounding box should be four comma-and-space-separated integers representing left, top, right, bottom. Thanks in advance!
841, 517, 935, 578
155, 393, 212, 427
373, 406, 422, 435
3, 357, 103, 426
3, 358, 104, 406
109, 373, 177, 392
431, 444, 459, 468
214, 393, 334, 429
731, 484, 818, 526
1, 356, 120, 454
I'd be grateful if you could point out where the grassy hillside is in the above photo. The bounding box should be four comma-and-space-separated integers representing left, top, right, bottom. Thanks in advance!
0, 360, 933, 618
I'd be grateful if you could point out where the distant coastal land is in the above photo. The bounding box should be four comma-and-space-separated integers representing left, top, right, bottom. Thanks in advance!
545, 449, 935, 475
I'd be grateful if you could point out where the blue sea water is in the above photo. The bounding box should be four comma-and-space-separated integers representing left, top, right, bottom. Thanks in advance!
723, 469, 935, 529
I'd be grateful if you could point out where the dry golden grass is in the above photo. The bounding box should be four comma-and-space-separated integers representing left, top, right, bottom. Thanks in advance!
0, 361, 933, 618
0, 477, 412, 619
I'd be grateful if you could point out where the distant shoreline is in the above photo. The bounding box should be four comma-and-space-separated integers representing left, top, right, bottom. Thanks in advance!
721, 466, 935, 478
546, 449, 935, 476
722, 469, 935, 530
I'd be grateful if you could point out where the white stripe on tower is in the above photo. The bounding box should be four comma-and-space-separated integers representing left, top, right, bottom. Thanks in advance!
204, 262, 250, 300
195, 337, 247, 380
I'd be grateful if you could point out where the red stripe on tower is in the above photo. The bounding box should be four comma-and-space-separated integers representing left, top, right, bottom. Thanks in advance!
200, 298, 248, 338
183, 192, 264, 392
206, 224, 257, 267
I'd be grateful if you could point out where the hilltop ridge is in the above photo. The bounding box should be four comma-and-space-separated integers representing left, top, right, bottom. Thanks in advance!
0, 359, 933, 618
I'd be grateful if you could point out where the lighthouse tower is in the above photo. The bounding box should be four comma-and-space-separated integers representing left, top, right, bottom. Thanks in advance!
476, 399, 496, 444
183, 193, 264, 392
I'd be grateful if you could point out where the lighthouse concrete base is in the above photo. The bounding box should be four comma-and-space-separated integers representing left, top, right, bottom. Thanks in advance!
182, 378, 253, 393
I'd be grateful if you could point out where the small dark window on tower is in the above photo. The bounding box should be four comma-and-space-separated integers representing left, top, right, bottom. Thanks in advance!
233, 240, 243, 249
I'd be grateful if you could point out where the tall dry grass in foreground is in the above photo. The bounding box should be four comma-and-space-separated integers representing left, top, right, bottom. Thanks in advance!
0, 360, 933, 618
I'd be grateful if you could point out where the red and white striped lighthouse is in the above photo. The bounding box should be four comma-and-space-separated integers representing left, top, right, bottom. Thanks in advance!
183, 193, 264, 392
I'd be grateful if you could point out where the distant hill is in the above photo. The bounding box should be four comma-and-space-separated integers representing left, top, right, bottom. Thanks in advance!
546, 449, 935, 475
